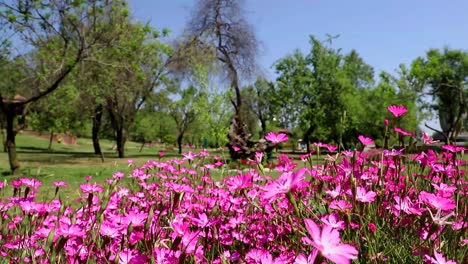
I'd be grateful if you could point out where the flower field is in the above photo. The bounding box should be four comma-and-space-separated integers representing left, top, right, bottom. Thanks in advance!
0, 107, 466, 264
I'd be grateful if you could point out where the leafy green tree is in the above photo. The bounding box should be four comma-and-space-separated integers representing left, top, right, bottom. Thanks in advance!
74, 59, 113, 156
410, 48, 468, 143
272, 50, 310, 130
131, 109, 159, 152
274, 36, 353, 151
169, 86, 199, 154
108, 26, 171, 158
0, 0, 127, 174
243, 77, 276, 138
194, 88, 231, 148
360, 71, 419, 147
273, 36, 419, 151
27, 83, 82, 150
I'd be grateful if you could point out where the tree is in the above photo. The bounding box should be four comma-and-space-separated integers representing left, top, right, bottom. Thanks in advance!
273, 50, 311, 131
27, 83, 82, 150
0, 55, 29, 152
104, 22, 171, 158
194, 88, 231, 148
131, 108, 159, 152
273, 36, 402, 151
410, 48, 468, 143
243, 77, 276, 138
177, 0, 258, 159
169, 86, 198, 154
130, 88, 175, 151
0, 0, 127, 174
359, 71, 419, 147
74, 58, 113, 156
274, 37, 349, 151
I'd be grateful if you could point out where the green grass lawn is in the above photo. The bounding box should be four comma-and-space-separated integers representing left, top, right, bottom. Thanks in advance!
0, 132, 189, 199
1, 131, 277, 198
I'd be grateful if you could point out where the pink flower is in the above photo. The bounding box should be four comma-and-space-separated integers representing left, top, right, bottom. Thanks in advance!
419, 191, 456, 211
262, 168, 308, 199
423, 133, 439, 145
314, 142, 327, 148
191, 213, 211, 227
79, 183, 104, 194
51, 181, 67, 187
358, 135, 374, 146
387, 105, 408, 117
100, 222, 121, 238
325, 144, 338, 152
423, 250, 456, 264
392, 196, 422, 216
394, 127, 415, 137
260, 252, 285, 264
383, 148, 404, 156
124, 210, 148, 227
255, 151, 264, 163
198, 149, 210, 157
225, 173, 253, 192
294, 250, 319, 264
368, 223, 377, 233
84, 175, 92, 181
112, 171, 125, 180
265, 132, 289, 144
300, 151, 314, 161
432, 183, 457, 198
58, 223, 86, 238
11, 179, 21, 187
118, 248, 146, 264
20, 178, 42, 188
182, 151, 197, 161
441, 145, 466, 153
303, 219, 358, 264
19, 201, 39, 214
232, 145, 240, 151
330, 200, 353, 211
321, 213, 345, 230
355, 186, 377, 203
245, 249, 270, 263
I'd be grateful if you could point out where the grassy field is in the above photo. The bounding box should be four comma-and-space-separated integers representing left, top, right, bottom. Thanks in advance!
0, 132, 193, 199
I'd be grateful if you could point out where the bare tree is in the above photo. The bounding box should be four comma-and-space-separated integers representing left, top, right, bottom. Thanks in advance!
176, 0, 259, 159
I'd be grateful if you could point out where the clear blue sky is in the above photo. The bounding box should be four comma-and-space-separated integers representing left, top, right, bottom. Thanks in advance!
128, 0, 468, 131
129, 0, 468, 77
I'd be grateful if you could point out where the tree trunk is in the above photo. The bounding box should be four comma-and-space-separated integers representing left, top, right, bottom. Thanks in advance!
139, 141, 145, 153
305, 133, 310, 154
48, 130, 54, 150
92, 104, 103, 155
1, 124, 6, 153
6, 111, 20, 175
177, 133, 183, 154
259, 118, 267, 139
225, 57, 252, 160
228, 112, 252, 160
304, 125, 314, 153
116, 127, 126, 158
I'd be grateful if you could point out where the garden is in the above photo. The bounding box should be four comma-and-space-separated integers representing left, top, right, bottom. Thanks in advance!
0, 0, 467, 263
0, 105, 466, 263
